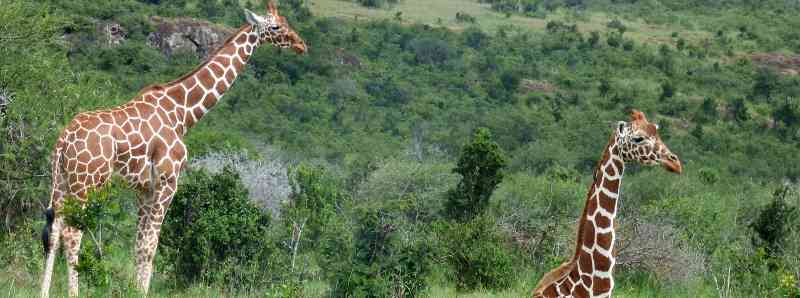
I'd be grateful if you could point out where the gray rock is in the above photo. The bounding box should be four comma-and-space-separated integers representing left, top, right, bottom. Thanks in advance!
96, 22, 126, 47
146, 16, 235, 59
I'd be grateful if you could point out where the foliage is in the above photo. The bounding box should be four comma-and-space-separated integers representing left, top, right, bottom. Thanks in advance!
439, 215, 517, 290
444, 128, 507, 222
354, 0, 400, 9
159, 166, 274, 287
751, 185, 798, 258
60, 179, 132, 290
326, 208, 431, 297
408, 37, 454, 65
284, 163, 346, 248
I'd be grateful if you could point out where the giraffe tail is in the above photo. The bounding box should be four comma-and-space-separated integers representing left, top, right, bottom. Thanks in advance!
41, 137, 66, 298
42, 137, 65, 256
41, 207, 54, 256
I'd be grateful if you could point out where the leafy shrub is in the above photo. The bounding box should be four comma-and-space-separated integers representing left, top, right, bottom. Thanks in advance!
408, 37, 453, 65
607, 32, 623, 48
355, 0, 399, 8
326, 209, 431, 297
455, 12, 477, 23
159, 166, 273, 287
607, 19, 627, 34
439, 216, 516, 290
463, 27, 489, 49
440, 128, 514, 290
751, 186, 797, 258
60, 179, 134, 286
623, 39, 635, 51
284, 163, 346, 248
444, 128, 507, 222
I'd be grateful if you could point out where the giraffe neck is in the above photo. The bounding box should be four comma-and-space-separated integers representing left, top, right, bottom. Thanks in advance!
145, 24, 260, 135
571, 132, 625, 296
534, 132, 625, 298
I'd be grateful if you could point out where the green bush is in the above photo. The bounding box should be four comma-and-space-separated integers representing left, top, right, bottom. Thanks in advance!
159, 166, 273, 287
444, 128, 507, 222
284, 163, 346, 249
60, 179, 133, 291
751, 186, 797, 258
325, 209, 431, 297
354, 0, 399, 8
439, 216, 516, 290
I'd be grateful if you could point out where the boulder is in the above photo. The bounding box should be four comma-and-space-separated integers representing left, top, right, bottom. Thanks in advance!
146, 16, 235, 59
96, 22, 126, 47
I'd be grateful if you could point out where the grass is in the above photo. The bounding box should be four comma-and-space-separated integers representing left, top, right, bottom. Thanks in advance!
2, 248, 718, 298
307, 0, 711, 45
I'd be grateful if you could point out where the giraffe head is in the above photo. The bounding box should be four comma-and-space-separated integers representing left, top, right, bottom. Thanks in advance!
243, 2, 307, 54
616, 109, 682, 174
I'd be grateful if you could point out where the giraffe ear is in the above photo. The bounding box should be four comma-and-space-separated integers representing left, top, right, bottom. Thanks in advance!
267, 1, 279, 16
244, 8, 261, 26
629, 109, 647, 122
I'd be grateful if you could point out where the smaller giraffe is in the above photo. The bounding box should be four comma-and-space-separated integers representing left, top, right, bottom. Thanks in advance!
532, 110, 682, 298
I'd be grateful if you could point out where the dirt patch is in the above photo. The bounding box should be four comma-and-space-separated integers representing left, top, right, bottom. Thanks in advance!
748, 53, 800, 76
520, 79, 557, 93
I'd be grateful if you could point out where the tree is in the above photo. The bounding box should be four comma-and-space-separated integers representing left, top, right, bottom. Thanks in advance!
753, 67, 779, 101
409, 37, 453, 65
588, 31, 600, 48
326, 208, 431, 297
160, 167, 273, 286
732, 97, 750, 122
599, 78, 612, 97
444, 128, 507, 222
463, 27, 490, 49
660, 80, 675, 100
751, 186, 797, 259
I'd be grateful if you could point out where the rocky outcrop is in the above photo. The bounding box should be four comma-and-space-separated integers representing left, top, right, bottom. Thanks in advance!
334, 48, 361, 67
0, 88, 12, 119
520, 79, 557, 93
749, 53, 800, 76
96, 22, 126, 47
146, 16, 235, 59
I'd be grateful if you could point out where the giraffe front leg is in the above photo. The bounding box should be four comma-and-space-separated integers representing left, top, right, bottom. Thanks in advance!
62, 225, 83, 297
135, 176, 177, 295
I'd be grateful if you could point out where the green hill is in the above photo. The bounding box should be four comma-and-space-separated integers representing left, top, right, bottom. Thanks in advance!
1, 0, 799, 297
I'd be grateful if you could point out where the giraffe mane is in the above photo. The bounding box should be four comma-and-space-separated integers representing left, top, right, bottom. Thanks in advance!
533, 132, 619, 296
135, 24, 254, 97
533, 261, 575, 295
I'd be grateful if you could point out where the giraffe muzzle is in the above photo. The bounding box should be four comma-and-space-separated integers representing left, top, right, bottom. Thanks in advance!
662, 155, 682, 174
287, 31, 307, 54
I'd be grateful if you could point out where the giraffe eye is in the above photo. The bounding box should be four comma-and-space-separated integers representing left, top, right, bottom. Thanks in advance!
632, 136, 645, 144
269, 25, 281, 31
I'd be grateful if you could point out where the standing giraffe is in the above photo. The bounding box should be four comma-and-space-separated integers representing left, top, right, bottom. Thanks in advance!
532, 110, 682, 298
40, 3, 306, 297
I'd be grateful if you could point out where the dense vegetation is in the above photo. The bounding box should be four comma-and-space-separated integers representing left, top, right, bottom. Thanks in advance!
1, 0, 799, 296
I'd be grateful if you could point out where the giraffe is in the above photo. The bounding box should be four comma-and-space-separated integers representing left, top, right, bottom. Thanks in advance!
39, 3, 306, 297
532, 110, 682, 298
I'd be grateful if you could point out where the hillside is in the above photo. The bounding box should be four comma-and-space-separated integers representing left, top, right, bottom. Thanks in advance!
309, 0, 712, 45
1, 0, 799, 297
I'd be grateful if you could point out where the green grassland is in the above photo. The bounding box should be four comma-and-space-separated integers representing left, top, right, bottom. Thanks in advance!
309, 0, 712, 45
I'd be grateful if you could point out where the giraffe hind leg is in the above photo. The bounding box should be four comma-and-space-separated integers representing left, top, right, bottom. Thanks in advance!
62, 226, 83, 297
40, 216, 63, 298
